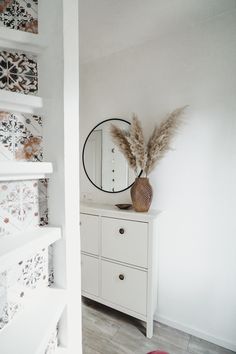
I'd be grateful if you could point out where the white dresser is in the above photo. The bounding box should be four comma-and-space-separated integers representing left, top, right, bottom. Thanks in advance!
80, 202, 159, 338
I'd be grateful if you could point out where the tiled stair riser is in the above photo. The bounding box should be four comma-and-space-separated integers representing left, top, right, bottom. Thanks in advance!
0, 178, 54, 286
0, 0, 38, 34
0, 108, 55, 329
0, 179, 48, 237
0, 49, 38, 95
0, 111, 42, 161
0, 247, 48, 330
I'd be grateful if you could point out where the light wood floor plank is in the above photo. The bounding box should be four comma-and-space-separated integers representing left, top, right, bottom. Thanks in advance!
82, 298, 235, 354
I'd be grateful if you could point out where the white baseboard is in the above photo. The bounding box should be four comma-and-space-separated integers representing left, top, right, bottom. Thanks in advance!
155, 314, 236, 352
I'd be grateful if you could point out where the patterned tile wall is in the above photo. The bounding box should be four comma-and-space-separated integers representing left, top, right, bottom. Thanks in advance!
0, 0, 38, 34
0, 111, 42, 161
0, 247, 48, 330
0, 50, 38, 95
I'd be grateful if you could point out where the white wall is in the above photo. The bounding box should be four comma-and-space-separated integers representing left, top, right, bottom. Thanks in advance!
80, 11, 236, 351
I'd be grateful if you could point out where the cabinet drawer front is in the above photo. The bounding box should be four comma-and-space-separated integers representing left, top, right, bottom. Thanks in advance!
81, 254, 99, 296
80, 213, 99, 255
101, 260, 147, 315
101, 217, 148, 267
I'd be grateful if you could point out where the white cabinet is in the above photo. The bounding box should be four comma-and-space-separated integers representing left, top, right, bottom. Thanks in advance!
101, 260, 147, 315
80, 202, 159, 338
80, 214, 100, 255
81, 254, 99, 296
101, 217, 148, 267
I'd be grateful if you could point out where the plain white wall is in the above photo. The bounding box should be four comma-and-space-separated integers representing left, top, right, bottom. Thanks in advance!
80, 11, 236, 351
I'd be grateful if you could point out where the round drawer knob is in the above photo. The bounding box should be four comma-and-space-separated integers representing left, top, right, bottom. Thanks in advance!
119, 274, 125, 281
119, 228, 125, 234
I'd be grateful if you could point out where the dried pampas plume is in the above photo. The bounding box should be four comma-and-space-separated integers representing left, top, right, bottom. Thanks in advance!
145, 106, 187, 175
110, 124, 137, 172
127, 114, 147, 170
110, 106, 188, 176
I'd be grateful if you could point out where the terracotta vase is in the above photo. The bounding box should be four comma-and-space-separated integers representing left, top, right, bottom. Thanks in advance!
130, 177, 153, 212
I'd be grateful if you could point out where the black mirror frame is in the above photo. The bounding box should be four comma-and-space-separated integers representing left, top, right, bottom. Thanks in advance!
82, 118, 142, 194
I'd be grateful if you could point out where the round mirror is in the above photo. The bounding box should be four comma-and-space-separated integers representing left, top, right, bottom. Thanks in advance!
82, 118, 141, 193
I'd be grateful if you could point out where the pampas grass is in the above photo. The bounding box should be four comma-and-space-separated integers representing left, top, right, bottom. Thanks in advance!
145, 106, 187, 174
110, 106, 187, 176
127, 114, 147, 170
110, 123, 137, 173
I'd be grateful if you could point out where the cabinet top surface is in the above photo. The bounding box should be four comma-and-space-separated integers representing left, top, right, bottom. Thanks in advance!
80, 201, 160, 221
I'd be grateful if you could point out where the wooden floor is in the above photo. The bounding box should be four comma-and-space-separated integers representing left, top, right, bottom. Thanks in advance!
82, 298, 235, 354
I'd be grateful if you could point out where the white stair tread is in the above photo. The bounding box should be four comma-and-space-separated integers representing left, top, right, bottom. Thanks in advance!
0, 227, 61, 272
0, 90, 43, 114
0, 288, 66, 354
0, 27, 45, 51
0, 161, 53, 181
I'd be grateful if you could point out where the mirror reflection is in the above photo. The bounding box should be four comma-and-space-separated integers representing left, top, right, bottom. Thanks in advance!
82, 119, 139, 193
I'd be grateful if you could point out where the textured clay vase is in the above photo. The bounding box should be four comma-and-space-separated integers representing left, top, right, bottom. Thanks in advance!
130, 177, 153, 212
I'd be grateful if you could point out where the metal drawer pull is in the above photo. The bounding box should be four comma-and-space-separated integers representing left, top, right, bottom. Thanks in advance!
119, 274, 125, 280
119, 228, 125, 234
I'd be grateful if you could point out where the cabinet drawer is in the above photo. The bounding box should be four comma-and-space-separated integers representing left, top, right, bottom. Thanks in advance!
80, 213, 99, 255
101, 217, 148, 267
81, 254, 99, 296
101, 260, 147, 315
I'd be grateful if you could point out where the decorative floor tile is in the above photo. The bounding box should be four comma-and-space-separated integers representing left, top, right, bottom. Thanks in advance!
7, 73, 38, 94
0, 178, 51, 328
0, 302, 20, 330
0, 247, 49, 331
0, 0, 14, 14
39, 179, 48, 226
0, 180, 38, 229
48, 245, 54, 287
0, 13, 16, 29
17, 0, 37, 19
0, 1, 16, 31
0, 52, 7, 70
0, 50, 38, 96
18, 248, 48, 289
7, 51, 37, 76
0, 216, 20, 235
39, 202, 48, 226
20, 180, 39, 228
0, 111, 42, 161
0, 179, 48, 236
0, 0, 38, 34
0, 112, 14, 160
